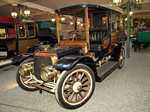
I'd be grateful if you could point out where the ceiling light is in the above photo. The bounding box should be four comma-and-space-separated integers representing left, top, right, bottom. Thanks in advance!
11, 12, 18, 18
51, 18, 56, 22
136, 0, 143, 4
113, 0, 122, 5
82, 4, 87, 8
70, 22, 74, 25
24, 9, 30, 16
61, 17, 65, 22
11, 3, 18, 7
129, 11, 133, 16
77, 21, 81, 25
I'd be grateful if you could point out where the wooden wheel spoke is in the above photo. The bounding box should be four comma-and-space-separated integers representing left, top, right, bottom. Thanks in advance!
74, 72, 79, 82
27, 80, 37, 84
82, 84, 89, 88
69, 92, 75, 101
25, 76, 31, 78
75, 93, 78, 102
82, 79, 88, 84
64, 90, 73, 99
66, 80, 74, 85
24, 78, 32, 84
21, 75, 28, 79
81, 88, 88, 92
80, 72, 85, 81
78, 92, 84, 99
64, 86, 72, 92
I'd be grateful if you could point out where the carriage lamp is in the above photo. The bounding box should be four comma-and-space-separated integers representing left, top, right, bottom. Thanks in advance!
24, 9, 31, 16
11, 11, 18, 18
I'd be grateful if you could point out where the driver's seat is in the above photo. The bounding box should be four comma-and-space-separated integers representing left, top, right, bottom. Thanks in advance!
89, 30, 109, 59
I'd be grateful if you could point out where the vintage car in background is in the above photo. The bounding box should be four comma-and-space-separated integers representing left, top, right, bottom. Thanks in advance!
133, 31, 150, 51
132, 19, 150, 51
12, 27, 57, 65
27, 28, 57, 53
16, 4, 125, 109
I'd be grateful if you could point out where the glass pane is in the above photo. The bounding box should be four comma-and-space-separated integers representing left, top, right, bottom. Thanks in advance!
27, 23, 35, 37
0, 28, 6, 38
60, 11, 85, 40
18, 25, 25, 38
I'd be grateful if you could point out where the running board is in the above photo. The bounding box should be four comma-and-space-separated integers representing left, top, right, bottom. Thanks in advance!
96, 61, 118, 82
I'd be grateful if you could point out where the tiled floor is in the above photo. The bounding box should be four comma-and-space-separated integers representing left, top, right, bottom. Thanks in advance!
0, 49, 150, 112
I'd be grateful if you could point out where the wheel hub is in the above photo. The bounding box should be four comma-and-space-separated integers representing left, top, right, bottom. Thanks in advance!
72, 81, 82, 93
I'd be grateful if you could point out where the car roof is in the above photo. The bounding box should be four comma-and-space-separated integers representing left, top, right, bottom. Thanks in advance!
56, 4, 123, 14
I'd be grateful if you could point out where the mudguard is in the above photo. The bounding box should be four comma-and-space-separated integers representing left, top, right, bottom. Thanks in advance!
54, 55, 96, 71
12, 53, 33, 65
111, 43, 122, 60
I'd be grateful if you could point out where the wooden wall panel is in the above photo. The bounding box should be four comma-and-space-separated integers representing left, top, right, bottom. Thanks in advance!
18, 38, 38, 53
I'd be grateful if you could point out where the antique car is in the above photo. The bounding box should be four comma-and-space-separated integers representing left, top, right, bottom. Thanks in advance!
16, 4, 125, 109
133, 31, 150, 51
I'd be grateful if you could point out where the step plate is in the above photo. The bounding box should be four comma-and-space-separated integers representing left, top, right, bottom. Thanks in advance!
96, 61, 118, 81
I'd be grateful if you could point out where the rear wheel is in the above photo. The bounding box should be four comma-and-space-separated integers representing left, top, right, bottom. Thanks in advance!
118, 47, 125, 69
55, 64, 95, 109
16, 58, 38, 91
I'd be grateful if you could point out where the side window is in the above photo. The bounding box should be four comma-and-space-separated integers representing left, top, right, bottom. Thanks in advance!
18, 24, 26, 38
26, 23, 35, 38
0, 28, 6, 38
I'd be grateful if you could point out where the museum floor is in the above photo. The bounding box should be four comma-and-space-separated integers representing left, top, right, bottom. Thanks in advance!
0, 49, 150, 112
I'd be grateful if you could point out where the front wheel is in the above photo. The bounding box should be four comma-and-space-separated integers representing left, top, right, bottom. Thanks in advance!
118, 47, 125, 69
16, 58, 38, 91
55, 64, 95, 109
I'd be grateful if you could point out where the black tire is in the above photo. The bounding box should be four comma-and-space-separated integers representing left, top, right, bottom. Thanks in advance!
16, 58, 38, 91
55, 64, 95, 109
118, 47, 125, 69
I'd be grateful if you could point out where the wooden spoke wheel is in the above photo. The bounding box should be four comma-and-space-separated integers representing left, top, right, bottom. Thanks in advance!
55, 64, 95, 109
16, 58, 38, 91
118, 47, 125, 69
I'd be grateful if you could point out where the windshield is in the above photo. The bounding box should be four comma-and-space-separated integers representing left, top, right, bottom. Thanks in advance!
59, 11, 85, 41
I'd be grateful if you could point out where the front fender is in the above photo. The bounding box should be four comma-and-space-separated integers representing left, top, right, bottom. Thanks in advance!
54, 56, 96, 71
12, 53, 33, 65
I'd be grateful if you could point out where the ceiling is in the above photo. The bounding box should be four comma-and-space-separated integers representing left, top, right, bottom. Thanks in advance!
0, 0, 7, 7
0, 0, 117, 20
0, 0, 149, 20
